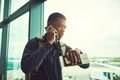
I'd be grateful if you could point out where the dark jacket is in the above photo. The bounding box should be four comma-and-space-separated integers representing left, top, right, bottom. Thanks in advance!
21, 36, 89, 80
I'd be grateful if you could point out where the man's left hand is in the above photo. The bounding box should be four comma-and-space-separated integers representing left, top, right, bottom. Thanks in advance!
66, 49, 82, 65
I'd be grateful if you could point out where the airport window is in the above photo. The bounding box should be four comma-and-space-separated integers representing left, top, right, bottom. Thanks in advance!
7, 12, 29, 80
44, 0, 120, 80
0, 0, 45, 80
0, 0, 4, 22
11, 0, 29, 14
0, 29, 2, 56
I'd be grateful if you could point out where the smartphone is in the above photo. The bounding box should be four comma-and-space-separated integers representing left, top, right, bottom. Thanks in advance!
45, 25, 54, 32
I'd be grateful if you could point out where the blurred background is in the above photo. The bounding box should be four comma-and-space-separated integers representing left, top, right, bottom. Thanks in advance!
0, 0, 120, 80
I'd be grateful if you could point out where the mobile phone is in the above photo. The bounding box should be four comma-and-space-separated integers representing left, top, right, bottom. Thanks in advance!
45, 25, 54, 32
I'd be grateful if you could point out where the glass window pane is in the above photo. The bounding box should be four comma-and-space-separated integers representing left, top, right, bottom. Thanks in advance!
11, 0, 29, 14
45, 0, 120, 79
7, 12, 29, 80
0, 0, 4, 22
0, 29, 2, 56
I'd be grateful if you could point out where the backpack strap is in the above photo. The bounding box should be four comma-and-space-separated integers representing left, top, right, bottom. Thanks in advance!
59, 42, 72, 67
59, 42, 66, 68
60, 42, 66, 56
25, 73, 31, 80
35, 36, 46, 71
59, 42, 71, 67
35, 37, 69, 68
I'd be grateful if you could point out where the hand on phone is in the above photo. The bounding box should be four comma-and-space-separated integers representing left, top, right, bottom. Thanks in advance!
45, 25, 58, 44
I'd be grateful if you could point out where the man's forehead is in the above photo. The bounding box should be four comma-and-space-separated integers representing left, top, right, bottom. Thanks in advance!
54, 18, 66, 24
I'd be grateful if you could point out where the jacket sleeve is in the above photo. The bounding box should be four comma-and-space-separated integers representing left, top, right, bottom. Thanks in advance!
21, 38, 54, 73
79, 63, 90, 69
65, 45, 90, 69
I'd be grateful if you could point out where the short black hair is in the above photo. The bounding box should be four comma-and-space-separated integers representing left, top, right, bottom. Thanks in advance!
47, 12, 66, 23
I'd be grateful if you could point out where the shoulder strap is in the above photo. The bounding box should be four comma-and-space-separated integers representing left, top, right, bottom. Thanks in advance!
59, 42, 66, 56
36, 37, 67, 56
25, 73, 31, 80
35, 36, 46, 71
59, 42, 71, 68
36, 38, 68, 68
59, 42, 72, 67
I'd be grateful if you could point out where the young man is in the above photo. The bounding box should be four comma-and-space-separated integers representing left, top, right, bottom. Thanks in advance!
21, 12, 89, 80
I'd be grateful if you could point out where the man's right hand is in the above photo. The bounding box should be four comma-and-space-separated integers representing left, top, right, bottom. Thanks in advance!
46, 27, 58, 45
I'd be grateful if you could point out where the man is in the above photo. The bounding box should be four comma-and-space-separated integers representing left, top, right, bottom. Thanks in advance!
21, 12, 89, 80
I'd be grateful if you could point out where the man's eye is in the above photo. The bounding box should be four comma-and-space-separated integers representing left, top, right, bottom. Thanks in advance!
59, 24, 62, 26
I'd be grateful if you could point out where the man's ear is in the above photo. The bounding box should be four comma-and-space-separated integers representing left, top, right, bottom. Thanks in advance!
45, 22, 51, 31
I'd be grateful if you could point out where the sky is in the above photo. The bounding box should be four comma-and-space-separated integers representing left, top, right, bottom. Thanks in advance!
44, 0, 120, 57
1, 0, 120, 58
